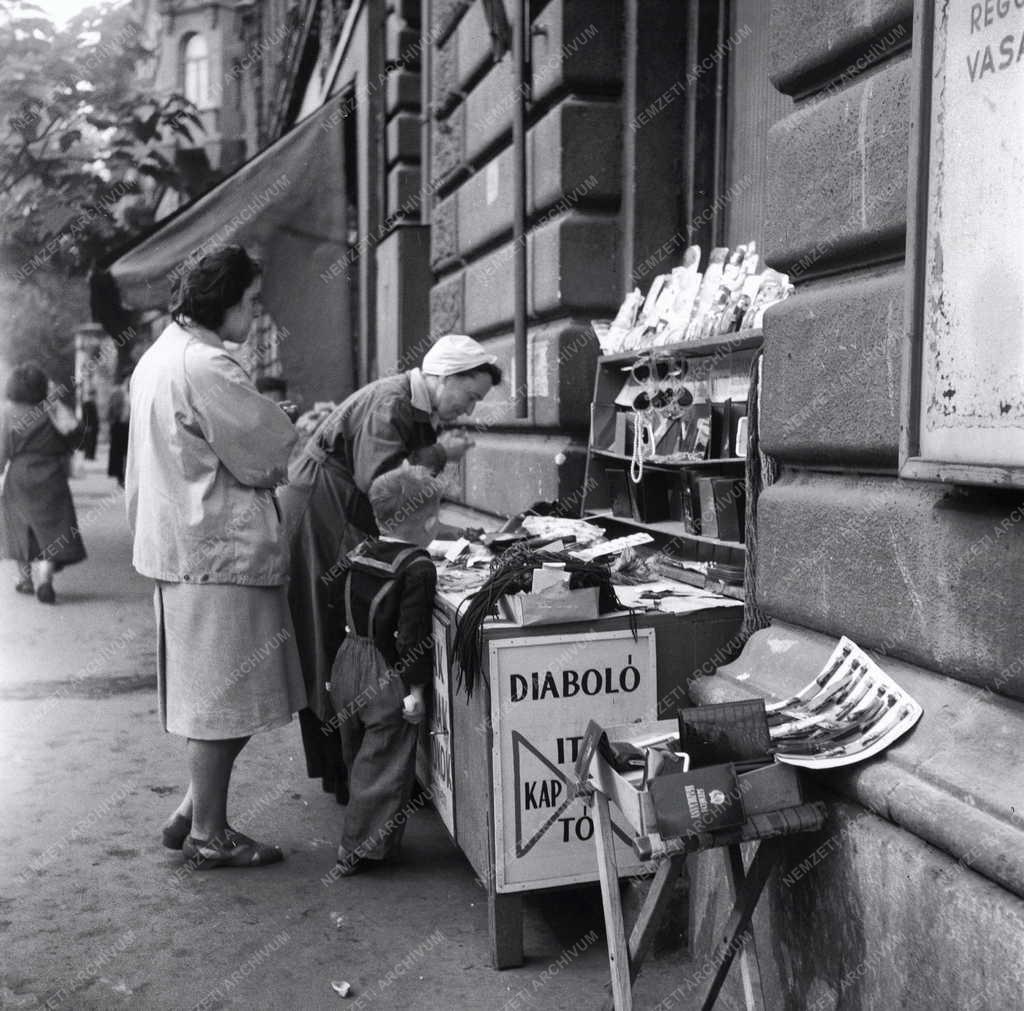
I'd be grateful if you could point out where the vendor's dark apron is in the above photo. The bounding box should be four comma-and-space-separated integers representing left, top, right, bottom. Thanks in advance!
279, 440, 369, 802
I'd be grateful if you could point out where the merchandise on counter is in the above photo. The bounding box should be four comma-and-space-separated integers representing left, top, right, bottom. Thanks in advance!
504, 583, 600, 627
518, 514, 606, 546
592, 242, 793, 354
451, 549, 633, 695
436, 568, 488, 594
576, 717, 817, 848
606, 544, 655, 585
572, 532, 655, 562
766, 636, 923, 769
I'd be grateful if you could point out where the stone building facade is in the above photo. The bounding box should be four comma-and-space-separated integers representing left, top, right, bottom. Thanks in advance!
133, 0, 311, 203
688, 3, 1024, 1007
307, 1, 1024, 1004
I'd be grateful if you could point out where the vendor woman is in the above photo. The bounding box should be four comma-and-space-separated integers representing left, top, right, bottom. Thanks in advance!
278, 333, 502, 797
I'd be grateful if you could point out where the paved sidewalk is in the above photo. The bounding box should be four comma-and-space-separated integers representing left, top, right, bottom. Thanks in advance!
0, 458, 689, 1010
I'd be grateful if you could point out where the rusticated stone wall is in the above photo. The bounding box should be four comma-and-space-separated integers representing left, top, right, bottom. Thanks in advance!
689, 3, 1024, 1007
424, 0, 625, 514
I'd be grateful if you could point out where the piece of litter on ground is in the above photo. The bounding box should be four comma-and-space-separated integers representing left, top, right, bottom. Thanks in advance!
99, 978, 133, 996
331, 980, 352, 997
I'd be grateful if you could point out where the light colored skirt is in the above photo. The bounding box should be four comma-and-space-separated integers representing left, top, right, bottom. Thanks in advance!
154, 580, 306, 740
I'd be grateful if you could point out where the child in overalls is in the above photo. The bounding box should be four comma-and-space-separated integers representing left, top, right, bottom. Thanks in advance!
329, 465, 442, 875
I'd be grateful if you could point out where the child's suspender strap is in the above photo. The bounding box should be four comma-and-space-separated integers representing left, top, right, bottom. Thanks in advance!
347, 545, 426, 639
366, 581, 392, 640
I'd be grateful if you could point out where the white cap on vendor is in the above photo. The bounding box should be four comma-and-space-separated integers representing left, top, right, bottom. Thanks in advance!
421, 334, 498, 376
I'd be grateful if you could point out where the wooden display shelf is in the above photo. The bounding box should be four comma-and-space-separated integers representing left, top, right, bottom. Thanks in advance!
583, 328, 761, 572
589, 448, 745, 468
598, 328, 762, 365
587, 509, 744, 550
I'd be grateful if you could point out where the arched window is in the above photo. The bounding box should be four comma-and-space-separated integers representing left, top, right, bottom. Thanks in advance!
182, 33, 210, 108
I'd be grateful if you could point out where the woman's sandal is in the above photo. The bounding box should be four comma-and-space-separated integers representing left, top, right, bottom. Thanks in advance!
182, 833, 283, 869
162, 814, 256, 851
14, 578, 34, 595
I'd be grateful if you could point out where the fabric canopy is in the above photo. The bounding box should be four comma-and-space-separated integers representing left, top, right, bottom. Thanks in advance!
110, 91, 348, 311
106, 92, 355, 403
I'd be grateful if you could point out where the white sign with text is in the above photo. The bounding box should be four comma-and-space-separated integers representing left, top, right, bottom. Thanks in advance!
489, 628, 657, 891
920, 1, 1024, 465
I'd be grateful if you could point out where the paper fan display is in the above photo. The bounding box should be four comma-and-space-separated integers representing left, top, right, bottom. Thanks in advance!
768, 637, 922, 770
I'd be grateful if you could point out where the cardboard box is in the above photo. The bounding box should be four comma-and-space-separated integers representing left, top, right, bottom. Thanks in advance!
575, 719, 678, 837
506, 585, 600, 627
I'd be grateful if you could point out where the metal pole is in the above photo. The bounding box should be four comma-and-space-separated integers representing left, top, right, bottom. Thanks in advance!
622, 0, 638, 289
512, 0, 529, 419
420, 0, 432, 227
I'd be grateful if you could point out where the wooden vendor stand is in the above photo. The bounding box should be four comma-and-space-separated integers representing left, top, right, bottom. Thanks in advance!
415, 583, 744, 969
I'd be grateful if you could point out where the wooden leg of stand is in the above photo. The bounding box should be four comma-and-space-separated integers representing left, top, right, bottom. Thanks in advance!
724, 845, 766, 1011
628, 856, 684, 978
489, 889, 524, 969
594, 792, 632, 1011
598, 856, 684, 1011
700, 838, 782, 1011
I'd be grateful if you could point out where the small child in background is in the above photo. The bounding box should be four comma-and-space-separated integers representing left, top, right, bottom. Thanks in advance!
329, 465, 442, 875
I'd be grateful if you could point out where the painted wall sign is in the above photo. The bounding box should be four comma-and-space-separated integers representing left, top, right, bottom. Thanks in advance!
903, 0, 1024, 486
489, 629, 657, 892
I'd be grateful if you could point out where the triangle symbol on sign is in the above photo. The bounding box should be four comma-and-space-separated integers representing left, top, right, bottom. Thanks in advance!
512, 730, 575, 858
511, 731, 635, 858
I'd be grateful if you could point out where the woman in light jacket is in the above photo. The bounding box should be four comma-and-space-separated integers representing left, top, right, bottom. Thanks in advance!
127, 245, 305, 869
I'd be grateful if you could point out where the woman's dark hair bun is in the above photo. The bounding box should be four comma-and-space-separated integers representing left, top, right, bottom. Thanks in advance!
169, 245, 261, 330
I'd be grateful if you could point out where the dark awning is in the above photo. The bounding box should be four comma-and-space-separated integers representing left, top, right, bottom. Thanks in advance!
109, 91, 348, 310
102, 92, 355, 402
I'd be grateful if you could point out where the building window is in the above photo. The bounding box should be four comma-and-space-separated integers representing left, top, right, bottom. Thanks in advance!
182, 33, 211, 108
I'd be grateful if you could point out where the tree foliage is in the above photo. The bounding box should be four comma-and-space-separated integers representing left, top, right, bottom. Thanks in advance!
0, 0, 200, 276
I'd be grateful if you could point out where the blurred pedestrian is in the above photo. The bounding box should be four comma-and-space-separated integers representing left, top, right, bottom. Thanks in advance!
107, 370, 130, 487
0, 362, 87, 604
127, 244, 305, 869
78, 370, 99, 461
